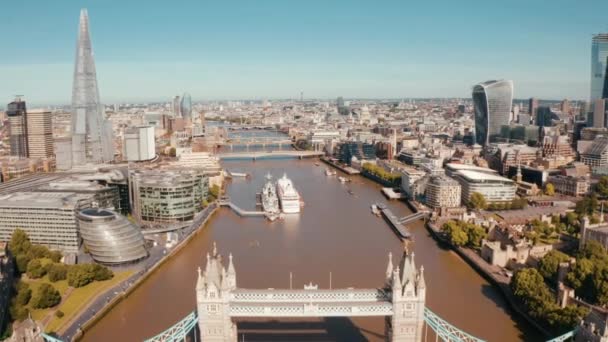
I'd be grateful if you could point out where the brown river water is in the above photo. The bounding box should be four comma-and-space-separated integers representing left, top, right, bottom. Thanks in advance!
82, 159, 540, 342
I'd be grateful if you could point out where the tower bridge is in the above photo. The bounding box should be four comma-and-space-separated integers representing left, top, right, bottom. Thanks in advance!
144, 243, 486, 342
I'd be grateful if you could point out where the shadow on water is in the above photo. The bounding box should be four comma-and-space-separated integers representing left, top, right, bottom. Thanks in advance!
235, 318, 370, 341
480, 284, 545, 341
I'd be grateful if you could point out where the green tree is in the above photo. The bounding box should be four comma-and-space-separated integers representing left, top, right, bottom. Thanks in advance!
468, 192, 487, 210
67, 265, 95, 288
538, 250, 569, 282
92, 264, 113, 281
9, 229, 31, 257
31, 283, 61, 309
545, 183, 555, 196
208, 184, 220, 201
441, 221, 469, 246
15, 282, 31, 306
47, 263, 68, 282
26, 259, 46, 279
465, 223, 487, 248
597, 176, 608, 197
15, 254, 31, 274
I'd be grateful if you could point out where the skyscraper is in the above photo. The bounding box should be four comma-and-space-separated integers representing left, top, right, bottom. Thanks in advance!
172, 95, 181, 117
603, 56, 608, 100
593, 98, 607, 128
560, 99, 571, 114
536, 106, 555, 128
472, 80, 514, 145
528, 97, 539, 116
6, 97, 28, 158
26, 109, 53, 158
180, 93, 192, 121
591, 34, 608, 104
71, 9, 113, 166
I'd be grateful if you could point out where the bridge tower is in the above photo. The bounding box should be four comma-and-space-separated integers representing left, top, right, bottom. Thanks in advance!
385, 246, 426, 342
196, 243, 237, 342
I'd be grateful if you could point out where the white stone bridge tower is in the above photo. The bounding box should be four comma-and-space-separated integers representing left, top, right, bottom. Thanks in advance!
196, 242, 237, 341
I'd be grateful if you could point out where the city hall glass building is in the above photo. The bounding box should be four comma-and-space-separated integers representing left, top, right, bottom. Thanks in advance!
472, 80, 513, 146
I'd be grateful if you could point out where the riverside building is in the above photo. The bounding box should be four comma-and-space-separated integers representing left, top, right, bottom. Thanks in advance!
0, 192, 94, 254
425, 176, 462, 209
451, 169, 516, 204
129, 169, 208, 223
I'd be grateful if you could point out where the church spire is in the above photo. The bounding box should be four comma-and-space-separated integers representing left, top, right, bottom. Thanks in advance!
385, 252, 393, 281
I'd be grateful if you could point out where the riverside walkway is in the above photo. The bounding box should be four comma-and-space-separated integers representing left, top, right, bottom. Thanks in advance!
219, 199, 265, 217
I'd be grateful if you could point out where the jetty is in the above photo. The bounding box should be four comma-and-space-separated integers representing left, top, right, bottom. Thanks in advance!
380, 207, 411, 239
219, 199, 265, 217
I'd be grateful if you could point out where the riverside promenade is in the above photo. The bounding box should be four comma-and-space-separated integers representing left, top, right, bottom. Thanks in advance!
63, 203, 219, 341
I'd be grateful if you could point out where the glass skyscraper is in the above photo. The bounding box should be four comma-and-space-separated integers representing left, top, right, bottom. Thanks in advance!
591, 34, 608, 103
71, 9, 113, 166
180, 93, 192, 120
472, 80, 513, 146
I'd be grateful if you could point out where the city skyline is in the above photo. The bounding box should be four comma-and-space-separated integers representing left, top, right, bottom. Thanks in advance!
1, 0, 608, 105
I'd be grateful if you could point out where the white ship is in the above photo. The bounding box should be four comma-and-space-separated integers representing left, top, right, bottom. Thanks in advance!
261, 173, 280, 216
276, 173, 301, 214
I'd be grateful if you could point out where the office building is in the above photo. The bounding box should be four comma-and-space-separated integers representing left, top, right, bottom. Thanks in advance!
26, 109, 53, 158
473, 80, 514, 145
593, 98, 607, 128
129, 169, 208, 223
518, 113, 531, 125
124, 126, 156, 161
451, 169, 516, 204
591, 34, 608, 103
71, 9, 114, 166
425, 176, 461, 209
560, 99, 571, 114
536, 107, 554, 128
180, 93, 192, 121
172, 95, 181, 117
604, 56, 608, 99
7, 98, 28, 158
529, 97, 539, 116
580, 136, 608, 172
546, 175, 589, 197
0, 192, 94, 254
77, 208, 147, 265
400, 166, 427, 199
336, 141, 376, 165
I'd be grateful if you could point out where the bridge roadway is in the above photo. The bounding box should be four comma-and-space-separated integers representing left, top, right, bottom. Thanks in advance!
218, 150, 324, 160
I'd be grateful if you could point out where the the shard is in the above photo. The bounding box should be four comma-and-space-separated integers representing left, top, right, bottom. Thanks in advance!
71, 9, 113, 166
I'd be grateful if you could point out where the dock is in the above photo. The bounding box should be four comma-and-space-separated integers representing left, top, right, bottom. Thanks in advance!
320, 157, 360, 175
380, 208, 411, 239
381, 187, 405, 200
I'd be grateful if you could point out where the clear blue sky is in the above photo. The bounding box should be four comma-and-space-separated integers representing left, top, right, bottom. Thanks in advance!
1, 0, 607, 105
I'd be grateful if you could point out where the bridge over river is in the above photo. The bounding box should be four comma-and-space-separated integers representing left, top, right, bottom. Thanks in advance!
218, 150, 323, 160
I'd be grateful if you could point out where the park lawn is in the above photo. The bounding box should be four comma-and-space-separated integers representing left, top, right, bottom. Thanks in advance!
24, 275, 70, 321
45, 270, 134, 334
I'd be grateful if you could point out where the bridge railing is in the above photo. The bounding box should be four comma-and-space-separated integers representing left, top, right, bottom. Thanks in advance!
143, 311, 198, 342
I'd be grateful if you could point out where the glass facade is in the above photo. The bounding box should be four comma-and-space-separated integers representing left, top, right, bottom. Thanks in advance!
473, 80, 513, 146
180, 93, 192, 120
591, 34, 608, 103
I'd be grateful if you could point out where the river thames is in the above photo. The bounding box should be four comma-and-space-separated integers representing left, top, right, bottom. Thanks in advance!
82, 158, 541, 341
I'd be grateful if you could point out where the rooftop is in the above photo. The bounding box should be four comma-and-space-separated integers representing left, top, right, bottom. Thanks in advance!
0, 192, 92, 209
445, 163, 498, 174
455, 169, 514, 183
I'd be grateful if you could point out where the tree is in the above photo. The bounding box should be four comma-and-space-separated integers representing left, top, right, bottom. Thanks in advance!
538, 250, 569, 282
15, 282, 31, 306
545, 183, 555, 196
598, 176, 608, 198
465, 223, 487, 248
468, 192, 487, 210
26, 259, 46, 279
208, 184, 220, 201
441, 221, 469, 246
67, 265, 95, 288
15, 254, 31, 274
565, 258, 595, 299
47, 263, 68, 282
92, 264, 113, 281
9, 229, 31, 257
169, 147, 176, 157
31, 283, 61, 309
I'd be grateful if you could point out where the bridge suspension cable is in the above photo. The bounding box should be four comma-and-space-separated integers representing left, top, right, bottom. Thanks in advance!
423, 308, 486, 342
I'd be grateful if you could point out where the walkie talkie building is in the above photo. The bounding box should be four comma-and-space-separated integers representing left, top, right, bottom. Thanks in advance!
472, 80, 513, 146
71, 9, 113, 166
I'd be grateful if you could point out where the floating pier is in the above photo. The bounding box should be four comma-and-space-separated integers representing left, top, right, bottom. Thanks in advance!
380, 207, 411, 239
